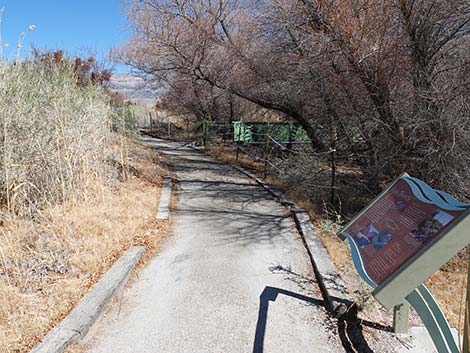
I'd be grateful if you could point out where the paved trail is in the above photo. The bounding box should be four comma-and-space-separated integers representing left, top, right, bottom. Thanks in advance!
83, 138, 344, 353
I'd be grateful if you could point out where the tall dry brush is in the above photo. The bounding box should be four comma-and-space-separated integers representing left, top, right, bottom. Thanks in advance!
0, 60, 113, 217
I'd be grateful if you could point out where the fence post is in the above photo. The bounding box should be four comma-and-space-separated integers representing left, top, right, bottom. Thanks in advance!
203, 120, 208, 149
264, 134, 270, 179
330, 127, 337, 210
236, 145, 240, 162
463, 254, 470, 353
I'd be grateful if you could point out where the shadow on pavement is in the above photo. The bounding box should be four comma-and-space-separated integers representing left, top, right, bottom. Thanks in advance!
151, 138, 390, 352
253, 286, 389, 353
253, 286, 324, 353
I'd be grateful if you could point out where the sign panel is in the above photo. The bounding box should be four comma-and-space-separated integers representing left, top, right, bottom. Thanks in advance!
340, 175, 469, 287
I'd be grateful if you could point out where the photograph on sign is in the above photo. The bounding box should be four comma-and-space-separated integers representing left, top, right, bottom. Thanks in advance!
410, 210, 454, 243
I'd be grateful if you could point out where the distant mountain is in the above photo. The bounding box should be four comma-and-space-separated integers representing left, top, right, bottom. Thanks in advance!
109, 73, 162, 103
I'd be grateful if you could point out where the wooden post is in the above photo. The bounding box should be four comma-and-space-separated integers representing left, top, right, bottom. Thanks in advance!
330, 127, 337, 210
236, 145, 240, 162
463, 254, 470, 353
393, 302, 410, 334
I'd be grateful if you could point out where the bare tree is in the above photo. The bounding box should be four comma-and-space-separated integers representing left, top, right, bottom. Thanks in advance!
120, 0, 470, 197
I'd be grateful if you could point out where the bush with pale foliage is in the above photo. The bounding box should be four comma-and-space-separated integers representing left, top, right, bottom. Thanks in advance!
0, 61, 113, 216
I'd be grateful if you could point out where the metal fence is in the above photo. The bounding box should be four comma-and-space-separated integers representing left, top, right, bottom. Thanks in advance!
142, 120, 343, 207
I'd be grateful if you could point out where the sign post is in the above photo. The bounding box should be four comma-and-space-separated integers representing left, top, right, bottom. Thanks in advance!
338, 174, 470, 353
393, 302, 410, 334
464, 255, 470, 353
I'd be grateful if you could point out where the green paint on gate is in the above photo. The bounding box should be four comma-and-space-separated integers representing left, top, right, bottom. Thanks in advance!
233, 121, 309, 143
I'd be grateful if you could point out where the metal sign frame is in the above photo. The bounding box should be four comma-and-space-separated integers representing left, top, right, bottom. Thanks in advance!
338, 174, 470, 353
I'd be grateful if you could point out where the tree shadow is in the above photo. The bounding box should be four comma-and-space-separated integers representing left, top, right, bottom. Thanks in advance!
336, 304, 376, 353
253, 286, 386, 353
149, 138, 390, 352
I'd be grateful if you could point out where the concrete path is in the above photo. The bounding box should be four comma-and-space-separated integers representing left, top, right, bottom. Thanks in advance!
82, 138, 345, 353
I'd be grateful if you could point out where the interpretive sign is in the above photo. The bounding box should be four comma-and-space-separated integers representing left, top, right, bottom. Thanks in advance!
339, 174, 470, 353
340, 176, 467, 287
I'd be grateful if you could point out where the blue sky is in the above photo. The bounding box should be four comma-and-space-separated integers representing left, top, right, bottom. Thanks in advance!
0, 0, 130, 70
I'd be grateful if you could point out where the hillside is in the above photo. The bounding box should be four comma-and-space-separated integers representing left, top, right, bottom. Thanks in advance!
109, 73, 162, 103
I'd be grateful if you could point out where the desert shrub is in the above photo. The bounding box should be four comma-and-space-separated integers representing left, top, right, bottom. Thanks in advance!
269, 149, 372, 217
0, 60, 113, 216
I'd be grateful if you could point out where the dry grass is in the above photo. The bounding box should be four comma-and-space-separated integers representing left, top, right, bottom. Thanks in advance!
0, 137, 168, 353
425, 255, 469, 335
206, 146, 265, 173
0, 57, 169, 352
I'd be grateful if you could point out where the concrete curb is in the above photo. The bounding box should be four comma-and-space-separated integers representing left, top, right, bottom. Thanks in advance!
30, 246, 145, 353
156, 153, 172, 220
138, 134, 173, 220
231, 165, 353, 314
292, 209, 353, 313
231, 165, 294, 207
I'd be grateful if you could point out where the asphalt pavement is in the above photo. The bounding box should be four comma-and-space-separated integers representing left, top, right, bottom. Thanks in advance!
82, 138, 346, 353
